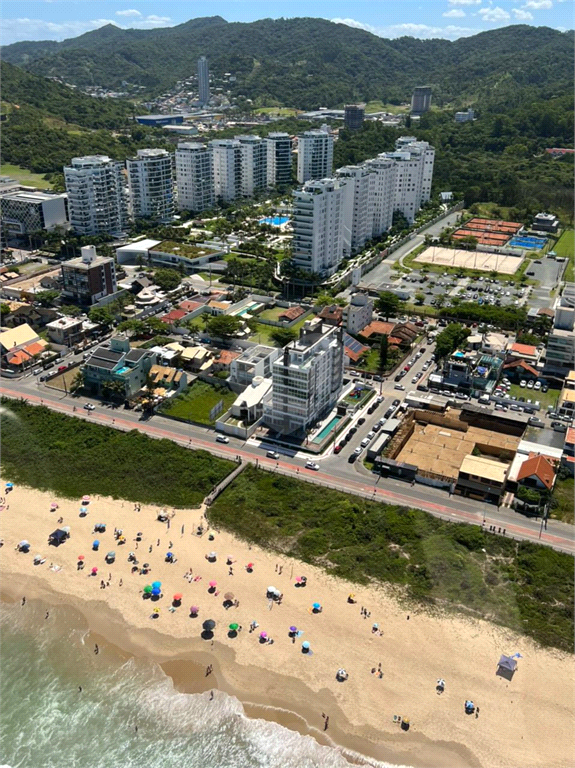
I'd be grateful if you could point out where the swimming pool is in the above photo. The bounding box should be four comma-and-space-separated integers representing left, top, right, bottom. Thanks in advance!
260, 216, 290, 227
508, 235, 547, 250
312, 416, 342, 444
116, 366, 130, 375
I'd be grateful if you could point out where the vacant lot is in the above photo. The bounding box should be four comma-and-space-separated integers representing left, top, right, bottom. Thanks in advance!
209, 465, 574, 651
46, 366, 81, 392
555, 230, 574, 282
414, 246, 524, 274
551, 476, 574, 525
0, 399, 235, 507
160, 380, 236, 424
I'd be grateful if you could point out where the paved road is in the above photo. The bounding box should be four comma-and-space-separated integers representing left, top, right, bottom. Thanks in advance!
2, 374, 573, 555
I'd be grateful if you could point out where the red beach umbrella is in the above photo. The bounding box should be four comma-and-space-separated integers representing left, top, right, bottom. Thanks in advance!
173, 593, 183, 601
209, 580, 217, 587
77, 555, 85, 560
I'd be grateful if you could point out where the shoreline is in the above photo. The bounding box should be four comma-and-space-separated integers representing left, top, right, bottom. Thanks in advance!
1, 486, 574, 768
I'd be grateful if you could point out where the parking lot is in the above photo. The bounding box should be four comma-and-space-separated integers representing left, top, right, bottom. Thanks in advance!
394, 271, 530, 309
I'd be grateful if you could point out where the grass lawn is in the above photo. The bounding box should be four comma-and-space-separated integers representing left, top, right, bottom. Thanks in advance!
254, 107, 300, 116
208, 465, 574, 652
258, 306, 286, 322
554, 230, 574, 283
0, 399, 235, 507
551, 476, 574, 525
249, 314, 311, 346
160, 380, 237, 424
507, 383, 561, 410
224, 252, 259, 265
364, 101, 408, 115
0, 163, 53, 189
156, 240, 220, 259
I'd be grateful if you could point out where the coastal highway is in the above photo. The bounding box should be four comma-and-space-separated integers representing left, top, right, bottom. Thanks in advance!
2, 377, 574, 556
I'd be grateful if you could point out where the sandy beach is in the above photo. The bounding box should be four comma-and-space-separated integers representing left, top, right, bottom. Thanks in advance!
1, 485, 573, 768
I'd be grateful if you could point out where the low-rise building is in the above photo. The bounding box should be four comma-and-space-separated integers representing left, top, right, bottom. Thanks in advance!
0, 323, 47, 371
83, 336, 155, 397
454, 108, 475, 123
147, 364, 187, 397
505, 342, 541, 366
317, 304, 343, 326
532, 212, 559, 234
455, 454, 509, 503
229, 345, 281, 386
515, 454, 556, 492
179, 345, 212, 372
545, 330, 575, 379
45, 316, 84, 346
344, 292, 372, 335
212, 349, 241, 372
61, 246, 117, 306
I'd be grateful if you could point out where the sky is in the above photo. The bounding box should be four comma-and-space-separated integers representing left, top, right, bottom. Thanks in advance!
1, 0, 572, 46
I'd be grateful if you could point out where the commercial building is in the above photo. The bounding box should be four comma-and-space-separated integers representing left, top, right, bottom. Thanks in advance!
266, 133, 292, 187
297, 129, 334, 184
411, 86, 432, 115
344, 104, 365, 131
60, 245, 117, 306
197, 56, 210, 105
64, 155, 129, 236
455, 454, 509, 503
135, 114, 184, 127
83, 336, 156, 398
291, 178, 351, 277
126, 148, 174, 223
229, 345, 281, 386
237, 135, 268, 197
532, 212, 559, 234
175, 142, 214, 212
0, 191, 68, 236
455, 108, 475, 123
264, 318, 344, 437
344, 292, 373, 334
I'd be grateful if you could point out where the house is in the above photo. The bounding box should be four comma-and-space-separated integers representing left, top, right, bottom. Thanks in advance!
45, 316, 84, 346
212, 349, 240, 372
278, 305, 305, 323
343, 332, 369, 365
160, 308, 188, 326
345, 292, 373, 334
505, 342, 541, 366
229, 345, 281, 386
562, 427, 575, 475
317, 304, 343, 326
455, 454, 509, 503
391, 322, 419, 346
516, 454, 556, 492
358, 320, 395, 341
149, 344, 183, 366
0, 303, 59, 331
83, 336, 155, 398
147, 364, 187, 397
0, 323, 48, 371
180, 345, 212, 372
558, 387, 575, 419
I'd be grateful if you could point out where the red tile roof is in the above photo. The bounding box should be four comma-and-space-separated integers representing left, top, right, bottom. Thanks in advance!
517, 455, 556, 490
24, 341, 46, 356
502, 359, 538, 377
179, 300, 202, 312
278, 306, 305, 322
359, 321, 395, 338
213, 350, 240, 365
565, 427, 575, 445
510, 343, 538, 357
161, 309, 187, 323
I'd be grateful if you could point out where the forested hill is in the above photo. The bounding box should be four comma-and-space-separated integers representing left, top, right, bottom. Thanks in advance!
2, 18, 572, 108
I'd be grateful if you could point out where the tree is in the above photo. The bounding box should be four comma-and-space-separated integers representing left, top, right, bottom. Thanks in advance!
379, 334, 389, 373
70, 369, 85, 393
0, 303, 11, 317
60, 304, 82, 317
270, 327, 297, 347
88, 306, 114, 326
376, 291, 402, 320
205, 314, 243, 339
145, 316, 168, 334
414, 291, 425, 306
101, 379, 126, 400
434, 323, 470, 360
118, 319, 148, 337
35, 290, 60, 307
153, 268, 182, 292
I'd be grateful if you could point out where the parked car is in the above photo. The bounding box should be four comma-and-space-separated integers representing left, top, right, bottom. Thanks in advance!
361, 437, 371, 448
372, 423, 381, 432
348, 453, 358, 463
552, 422, 567, 433
519, 380, 527, 388
534, 381, 541, 390
358, 417, 366, 426
394, 384, 405, 391
305, 461, 320, 470
527, 380, 534, 389
58, 365, 67, 373
333, 445, 343, 454
541, 384, 549, 393
216, 435, 229, 443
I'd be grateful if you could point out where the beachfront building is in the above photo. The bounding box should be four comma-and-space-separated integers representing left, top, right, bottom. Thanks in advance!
264, 318, 344, 437
237, 136, 268, 197
83, 336, 155, 398
291, 178, 351, 277
64, 155, 129, 236
60, 246, 117, 306
335, 165, 372, 253
210, 139, 242, 202
0, 191, 68, 237
197, 56, 210, 105
229, 345, 282, 386
455, 454, 509, 503
297, 129, 334, 184
175, 142, 215, 212
266, 133, 292, 187
0, 323, 48, 372
126, 149, 174, 223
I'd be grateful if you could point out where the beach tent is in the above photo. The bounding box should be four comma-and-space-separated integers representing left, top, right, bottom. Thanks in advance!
49, 529, 67, 546
497, 655, 518, 681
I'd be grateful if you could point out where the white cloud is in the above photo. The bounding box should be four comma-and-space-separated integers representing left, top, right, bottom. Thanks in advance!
448, 0, 481, 5
512, 8, 534, 19
523, 0, 552, 8
116, 9, 141, 17
443, 9, 466, 17
144, 15, 171, 23
332, 18, 479, 39
478, 6, 511, 20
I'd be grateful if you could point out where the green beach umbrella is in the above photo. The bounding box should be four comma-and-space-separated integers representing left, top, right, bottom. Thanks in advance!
143, 585, 152, 594
229, 623, 239, 631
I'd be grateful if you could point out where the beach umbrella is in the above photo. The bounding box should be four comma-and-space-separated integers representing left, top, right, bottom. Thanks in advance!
19, 540, 30, 548
91, 567, 98, 575
50, 502, 58, 510
289, 626, 297, 633
142, 563, 150, 569
312, 602, 321, 610
267, 586, 277, 593
302, 641, 310, 651
106, 551, 115, 560
152, 581, 161, 589
202, 619, 216, 631
229, 623, 239, 631
173, 593, 183, 601
152, 587, 161, 595
82, 495, 91, 503
190, 606, 199, 615
247, 563, 254, 570
62, 527, 71, 535
224, 592, 234, 601
6, 482, 13, 489
259, 631, 267, 639
77, 555, 85, 561
80, 506, 88, 514
143, 585, 152, 594
209, 580, 217, 588
92, 540, 100, 549
208, 551, 217, 560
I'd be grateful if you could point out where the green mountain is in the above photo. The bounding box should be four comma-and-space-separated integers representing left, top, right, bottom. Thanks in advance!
2, 18, 572, 109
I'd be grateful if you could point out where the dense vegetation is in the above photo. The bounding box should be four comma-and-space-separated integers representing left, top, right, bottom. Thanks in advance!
209, 465, 574, 652
3, 19, 572, 109
0, 400, 235, 506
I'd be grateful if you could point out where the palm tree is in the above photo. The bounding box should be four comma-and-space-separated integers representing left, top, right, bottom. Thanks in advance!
70, 369, 85, 393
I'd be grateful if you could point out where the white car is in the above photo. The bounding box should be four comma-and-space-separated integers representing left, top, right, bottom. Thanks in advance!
216, 435, 229, 443
519, 380, 527, 388
394, 384, 405, 391
83, 403, 95, 411
527, 380, 534, 389
305, 461, 320, 471
266, 450, 280, 460
534, 381, 541, 390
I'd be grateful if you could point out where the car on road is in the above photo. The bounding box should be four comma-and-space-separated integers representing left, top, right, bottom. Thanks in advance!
83, 403, 95, 411
358, 417, 366, 426
333, 444, 343, 454
411, 375, 418, 384
372, 423, 381, 432
266, 450, 280, 460
394, 384, 405, 391
376, 396, 384, 404
216, 435, 230, 443
348, 452, 358, 463
367, 431, 375, 440
392, 399, 401, 407
305, 461, 320, 470
361, 437, 371, 448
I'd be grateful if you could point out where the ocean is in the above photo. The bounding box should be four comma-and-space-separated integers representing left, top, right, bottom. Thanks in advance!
0, 599, 407, 768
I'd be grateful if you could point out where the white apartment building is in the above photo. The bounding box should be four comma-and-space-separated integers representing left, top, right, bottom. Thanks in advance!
345, 292, 373, 334
175, 142, 214, 212
211, 139, 242, 202
335, 165, 373, 253
266, 133, 292, 187
544, 330, 575, 378
291, 178, 351, 277
264, 318, 344, 436
297, 130, 334, 183
197, 56, 210, 105
64, 155, 129, 236
229, 344, 281, 386
237, 135, 267, 197
364, 156, 396, 238
126, 148, 174, 223
385, 139, 435, 223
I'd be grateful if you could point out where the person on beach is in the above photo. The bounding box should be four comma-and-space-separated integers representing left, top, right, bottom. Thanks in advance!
45, 611, 49, 619
324, 716, 329, 731
21, 597, 26, 606
209, 691, 214, 701
78, 687, 82, 693
94, 644, 99, 655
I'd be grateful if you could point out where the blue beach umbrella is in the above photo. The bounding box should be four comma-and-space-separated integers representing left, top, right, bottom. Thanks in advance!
92, 540, 100, 549
6, 482, 14, 488
152, 587, 161, 596
152, 581, 161, 589
302, 641, 310, 651
80, 506, 88, 513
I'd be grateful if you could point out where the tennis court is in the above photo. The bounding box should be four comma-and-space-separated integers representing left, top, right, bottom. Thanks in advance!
413, 246, 524, 274
508, 235, 547, 250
